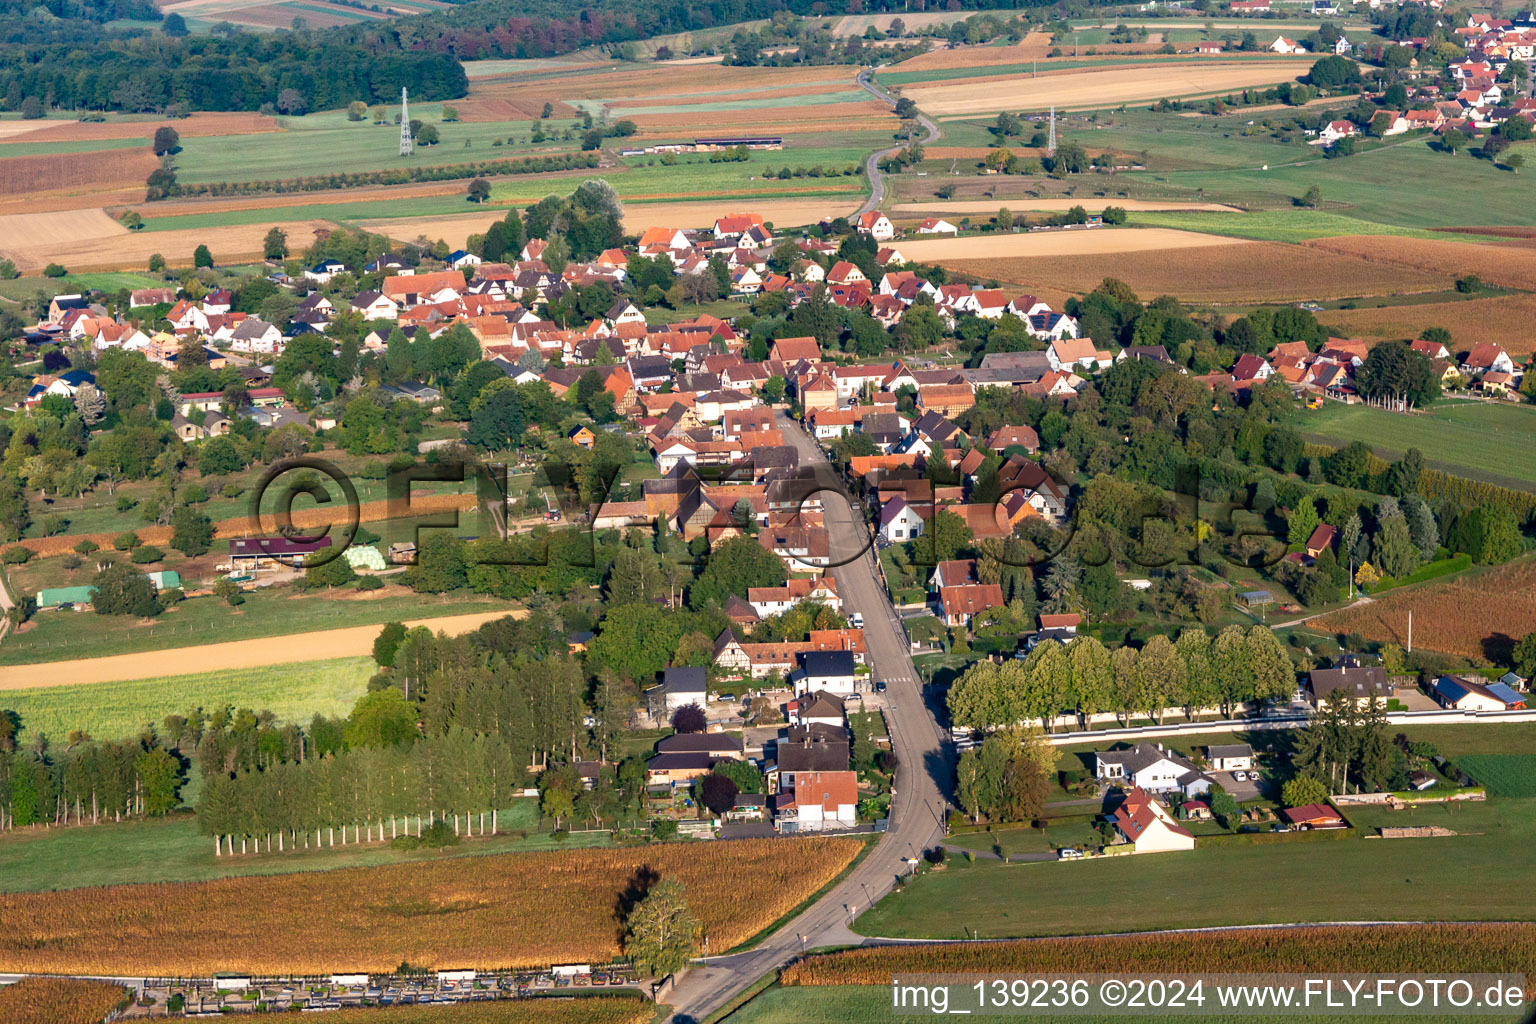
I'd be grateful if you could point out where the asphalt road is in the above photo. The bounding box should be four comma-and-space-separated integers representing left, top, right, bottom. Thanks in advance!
663, 416, 953, 1022
855, 68, 941, 217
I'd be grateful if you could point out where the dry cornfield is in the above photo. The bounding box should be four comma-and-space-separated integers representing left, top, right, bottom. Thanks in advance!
0, 838, 862, 975
942, 241, 1453, 304
888, 33, 1053, 71
1302, 235, 1536, 291
0, 977, 129, 1024
1314, 560, 1536, 662
1319, 291, 1536, 358
782, 924, 1536, 988
296, 996, 654, 1024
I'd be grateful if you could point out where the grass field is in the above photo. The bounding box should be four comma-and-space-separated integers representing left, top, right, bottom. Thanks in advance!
0, 657, 373, 742
0, 799, 620, 893
856, 795, 1536, 941
1128, 209, 1506, 243
1297, 401, 1536, 492
0, 589, 508, 666
1459, 756, 1536, 798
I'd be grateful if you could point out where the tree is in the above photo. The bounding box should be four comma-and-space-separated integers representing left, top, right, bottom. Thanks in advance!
623, 879, 702, 977
1208, 784, 1239, 827
417, 123, 440, 145
688, 535, 785, 609
262, 227, 288, 260
343, 688, 417, 748
1356, 340, 1437, 409
698, 772, 739, 816
347, 100, 368, 121
1372, 514, 1419, 579
20, 96, 42, 120
1512, 630, 1536, 680
922, 509, 975, 564
713, 758, 763, 794
152, 126, 180, 155
1287, 496, 1320, 547
1450, 504, 1522, 565
162, 11, 188, 35
169, 505, 214, 557
671, 702, 707, 734
467, 178, 491, 203
373, 621, 407, 667
1441, 128, 1468, 155
1281, 775, 1328, 808
1300, 184, 1322, 208
276, 87, 307, 115
91, 563, 160, 617
193, 244, 213, 269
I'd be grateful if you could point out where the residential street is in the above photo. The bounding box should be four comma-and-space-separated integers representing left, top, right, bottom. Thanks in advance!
663, 416, 953, 1022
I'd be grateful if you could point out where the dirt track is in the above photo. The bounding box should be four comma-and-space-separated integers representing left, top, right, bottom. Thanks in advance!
0, 610, 521, 689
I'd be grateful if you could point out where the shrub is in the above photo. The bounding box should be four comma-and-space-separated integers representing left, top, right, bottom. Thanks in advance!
130, 545, 165, 564
357, 575, 384, 591
74, 539, 99, 554
3, 545, 32, 564
113, 531, 140, 551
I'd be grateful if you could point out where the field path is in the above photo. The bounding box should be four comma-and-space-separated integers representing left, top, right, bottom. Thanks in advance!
0, 609, 520, 689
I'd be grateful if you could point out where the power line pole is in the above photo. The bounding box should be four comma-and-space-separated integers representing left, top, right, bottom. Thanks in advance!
399, 86, 414, 157
1047, 104, 1057, 155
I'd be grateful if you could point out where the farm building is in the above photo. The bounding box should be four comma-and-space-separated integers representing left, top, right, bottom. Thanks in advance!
36, 585, 96, 610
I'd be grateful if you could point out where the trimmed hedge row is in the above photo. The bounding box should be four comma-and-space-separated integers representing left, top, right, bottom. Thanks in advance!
160, 152, 601, 200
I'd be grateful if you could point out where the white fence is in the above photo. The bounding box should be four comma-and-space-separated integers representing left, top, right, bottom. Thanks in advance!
1040, 707, 1536, 746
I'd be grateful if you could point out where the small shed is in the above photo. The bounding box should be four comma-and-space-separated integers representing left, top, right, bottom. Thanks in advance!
147, 569, 181, 591
1240, 590, 1274, 609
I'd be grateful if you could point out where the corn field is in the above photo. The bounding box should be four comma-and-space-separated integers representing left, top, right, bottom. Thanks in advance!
0, 838, 861, 976
783, 925, 1536, 990
0, 977, 129, 1024
296, 996, 654, 1024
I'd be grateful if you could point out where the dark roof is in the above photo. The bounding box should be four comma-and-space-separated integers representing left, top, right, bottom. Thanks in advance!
774, 738, 849, 773
657, 733, 743, 755
647, 752, 716, 771
1208, 744, 1253, 759
800, 650, 855, 678
1309, 665, 1389, 701
721, 821, 778, 840
662, 665, 707, 694
229, 536, 333, 557
1096, 741, 1199, 777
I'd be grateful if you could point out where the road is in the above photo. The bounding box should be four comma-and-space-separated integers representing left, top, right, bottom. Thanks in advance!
855, 68, 941, 217
664, 416, 952, 1023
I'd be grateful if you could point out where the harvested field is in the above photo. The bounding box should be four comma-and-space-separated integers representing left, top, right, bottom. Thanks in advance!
890, 33, 1053, 71
892, 198, 1242, 213
906, 59, 1308, 114
896, 226, 1241, 261
1320, 292, 1536, 359
1314, 559, 1536, 663
0, 112, 278, 146
0, 977, 130, 1024
0, 214, 328, 273
625, 99, 897, 132
941, 241, 1453, 303
1437, 225, 1536, 240
1303, 235, 1536, 290
361, 198, 854, 250
0, 838, 863, 975
784, 924, 1536, 989
0, 149, 157, 200
831, 12, 972, 35
0, 609, 516, 688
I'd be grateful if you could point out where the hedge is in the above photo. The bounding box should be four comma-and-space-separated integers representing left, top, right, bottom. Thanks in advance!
1196, 825, 1354, 846
160, 152, 602, 200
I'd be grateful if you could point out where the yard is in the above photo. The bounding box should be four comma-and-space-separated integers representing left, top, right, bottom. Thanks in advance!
1298, 401, 1536, 493
857, 794, 1536, 940
0, 797, 613, 893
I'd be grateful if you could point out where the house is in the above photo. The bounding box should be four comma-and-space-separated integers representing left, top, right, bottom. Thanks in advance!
1038, 612, 1082, 634
879, 496, 926, 542
445, 249, 482, 269
1270, 35, 1306, 54
747, 576, 841, 617
1095, 742, 1213, 798
129, 287, 176, 308
777, 770, 858, 832
796, 650, 858, 695
1307, 664, 1390, 707
916, 383, 976, 418
647, 752, 717, 786
914, 217, 958, 236
1433, 675, 1527, 711
1231, 354, 1273, 382
1305, 523, 1337, 560
986, 425, 1041, 454
1318, 120, 1360, 146
305, 258, 348, 284
646, 666, 708, 714
854, 210, 895, 242
656, 733, 746, 759
1280, 803, 1345, 830
1207, 743, 1254, 772
938, 583, 1005, 628
1111, 787, 1196, 853
786, 691, 848, 731
1046, 336, 1112, 373
567, 425, 596, 449
227, 318, 284, 354
1461, 343, 1516, 376
352, 291, 400, 321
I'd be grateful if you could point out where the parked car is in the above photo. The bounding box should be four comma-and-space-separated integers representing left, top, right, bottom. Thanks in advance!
1058, 848, 1084, 860
875, 680, 887, 693
1233, 770, 1247, 782
848, 611, 864, 628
